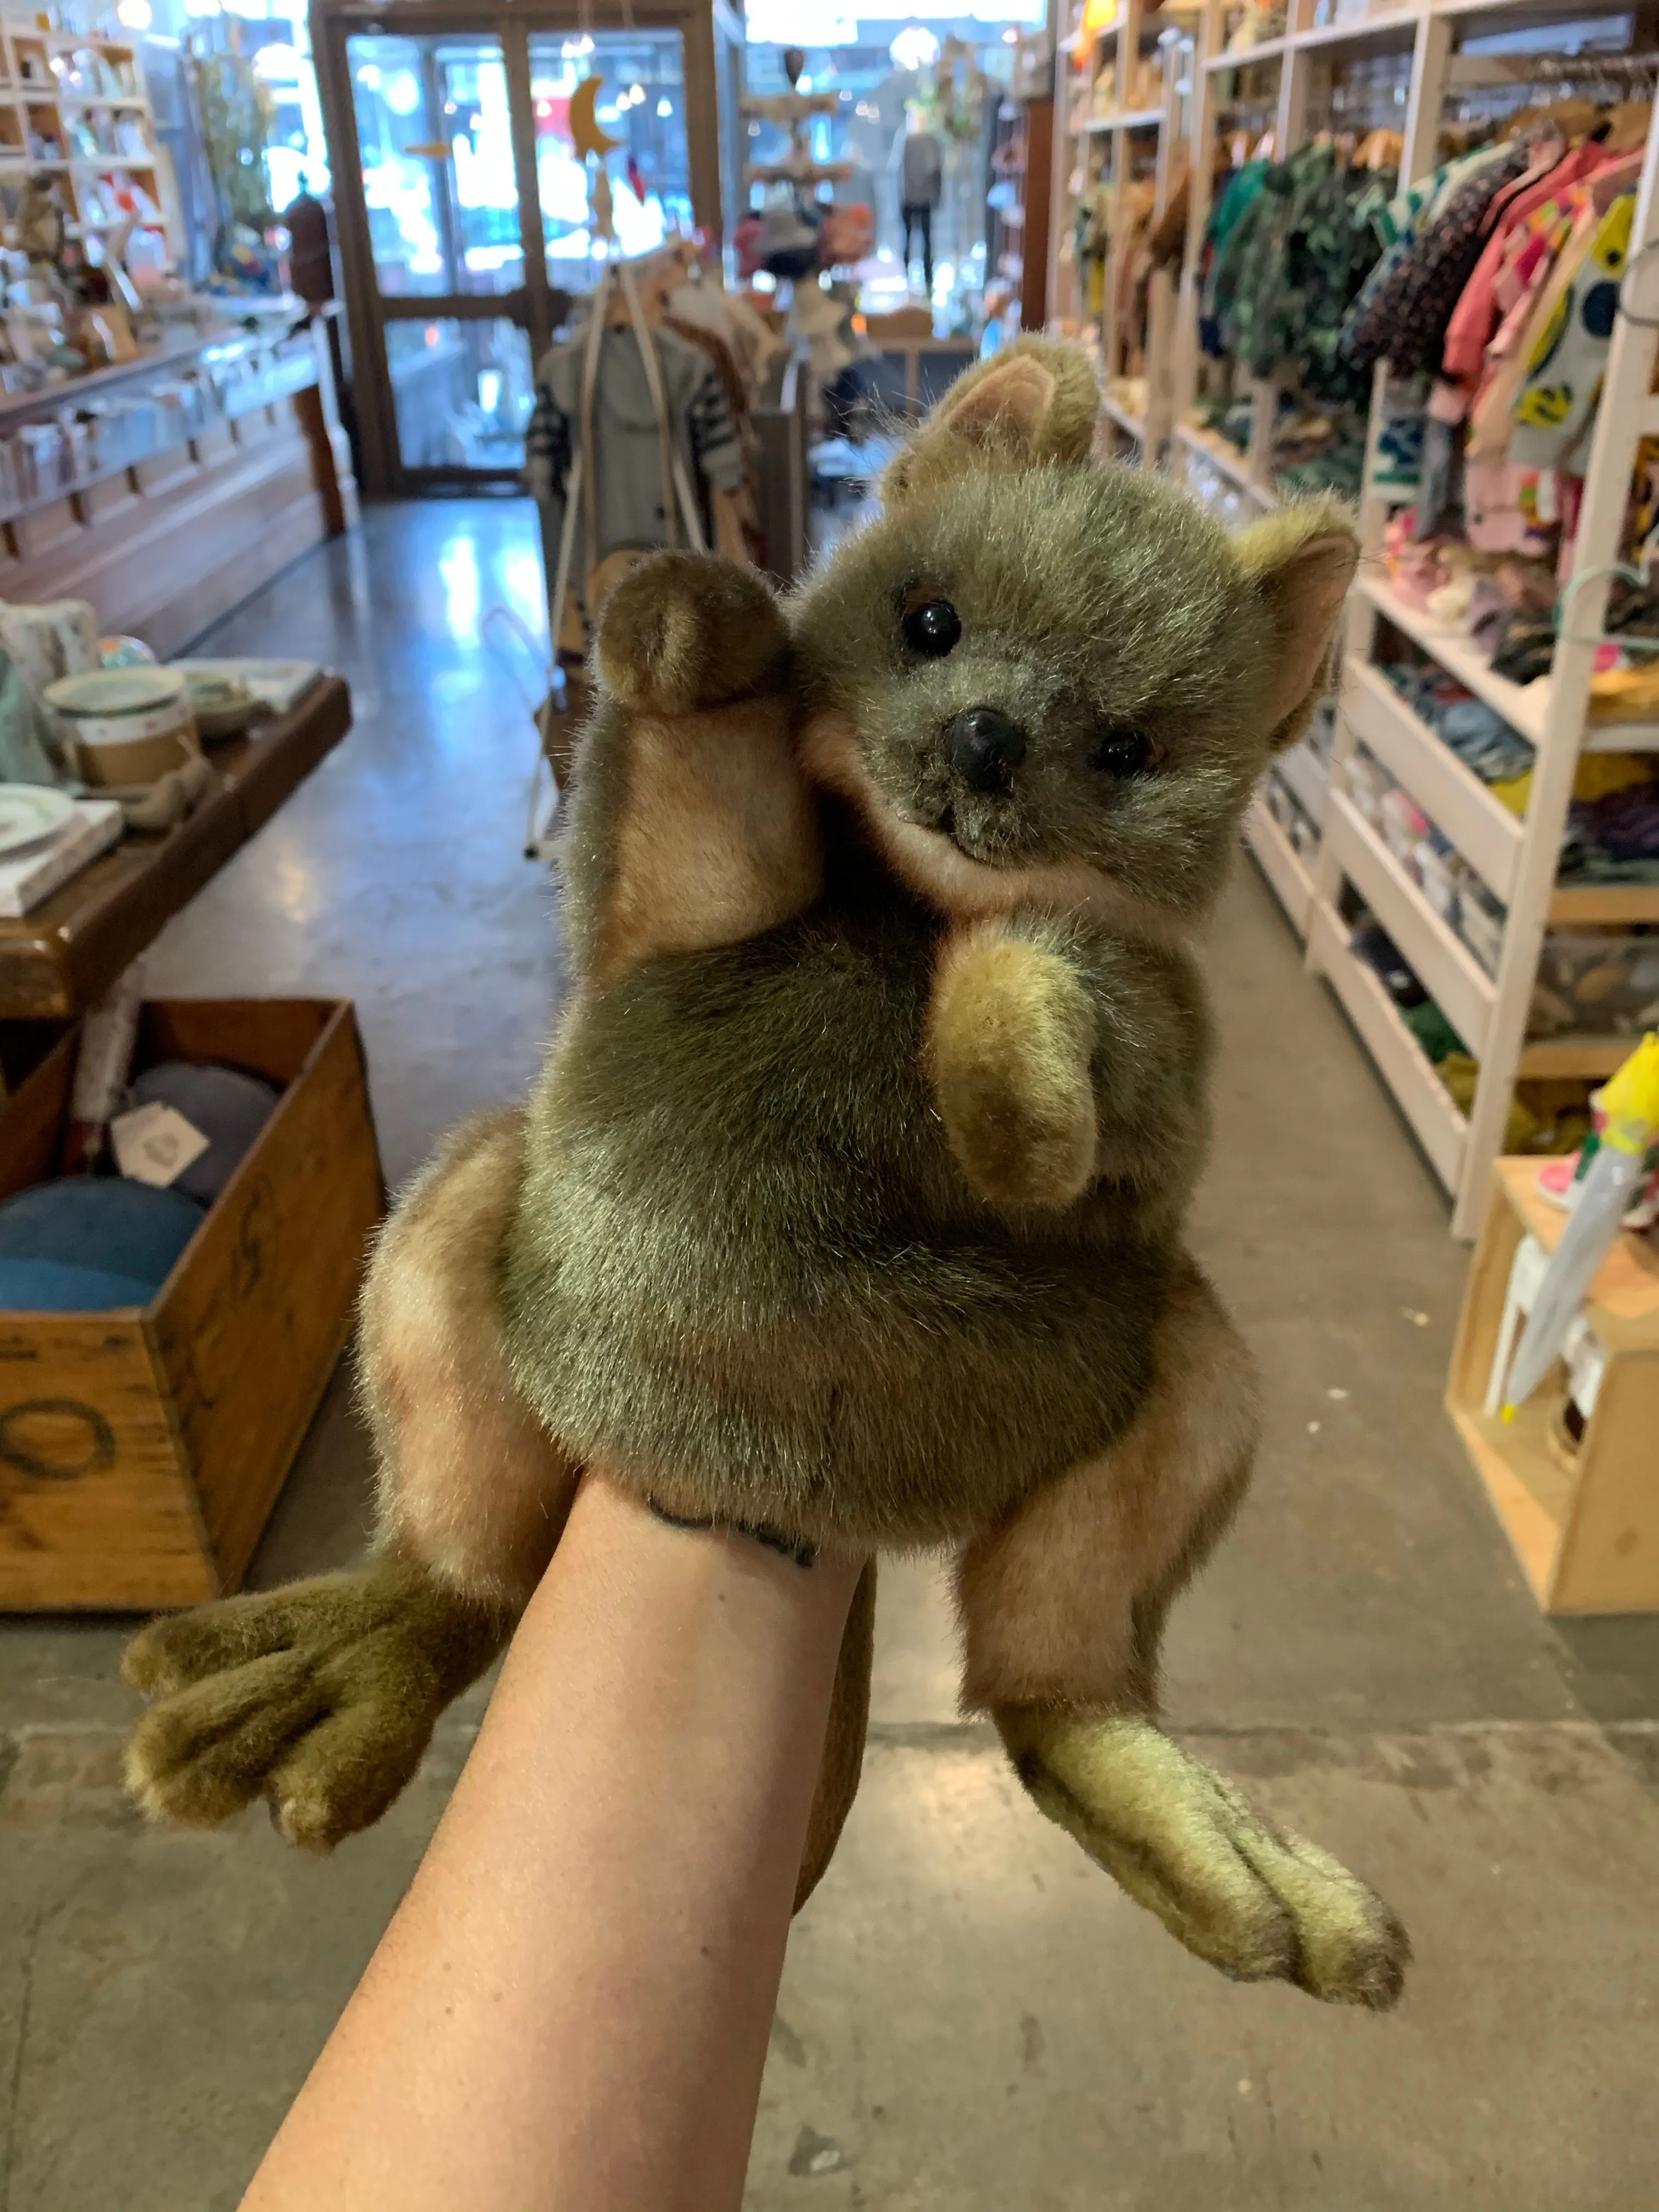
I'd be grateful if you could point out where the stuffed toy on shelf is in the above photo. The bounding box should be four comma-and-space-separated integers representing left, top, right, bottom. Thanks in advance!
124, 339, 1408, 2010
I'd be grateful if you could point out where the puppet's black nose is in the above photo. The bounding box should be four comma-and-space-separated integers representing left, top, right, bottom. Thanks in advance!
947, 706, 1026, 794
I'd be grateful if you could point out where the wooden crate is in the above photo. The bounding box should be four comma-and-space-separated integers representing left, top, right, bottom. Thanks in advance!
0, 999, 383, 1611
1447, 1159, 1659, 1615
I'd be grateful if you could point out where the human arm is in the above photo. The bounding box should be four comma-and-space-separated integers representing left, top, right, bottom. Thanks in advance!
240, 1474, 863, 2212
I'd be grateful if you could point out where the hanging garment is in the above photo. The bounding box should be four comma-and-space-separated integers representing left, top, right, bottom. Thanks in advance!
1438, 141, 1604, 385
1342, 143, 1528, 375
1510, 190, 1637, 471
1246, 148, 1396, 403
526, 319, 744, 639
1466, 188, 1604, 464
1340, 141, 1516, 370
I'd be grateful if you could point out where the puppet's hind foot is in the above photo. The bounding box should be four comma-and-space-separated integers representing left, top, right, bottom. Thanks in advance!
122, 1564, 504, 1852
594, 550, 791, 715
1001, 1710, 1408, 2009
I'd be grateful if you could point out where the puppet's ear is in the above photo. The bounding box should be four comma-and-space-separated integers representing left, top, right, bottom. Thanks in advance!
1232, 503, 1359, 753
883, 340, 1100, 504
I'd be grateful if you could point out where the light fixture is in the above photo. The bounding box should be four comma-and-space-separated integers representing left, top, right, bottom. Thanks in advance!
888, 25, 939, 71
627, 81, 643, 103
656, 96, 671, 116
355, 60, 382, 89
797, 72, 812, 89
382, 67, 421, 115
115, 0, 151, 26
1002, 24, 1018, 38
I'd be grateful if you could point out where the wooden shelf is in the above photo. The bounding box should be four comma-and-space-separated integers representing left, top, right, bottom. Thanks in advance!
1295, 9, 1420, 49
1448, 1158, 1659, 1612
1175, 417, 1276, 505
1516, 1035, 1651, 1081
1272, 735, 1329, 824
1360, 572, 1659, 753
1546, 883, 1659, 925
1243, 789, 1316, 934
1101, 389, 1146, 440
1205, 33, 1289, 69
1310, 896, 1468, 1190
1358, 573, 1550, 748
1341, 658, 1523, 902
1325, 787, 1498, 1058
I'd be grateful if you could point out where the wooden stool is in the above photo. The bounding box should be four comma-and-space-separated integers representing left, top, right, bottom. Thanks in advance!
1448, 1159, 1659, 1614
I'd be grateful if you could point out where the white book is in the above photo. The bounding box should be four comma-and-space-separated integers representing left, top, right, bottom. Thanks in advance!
169, 658, 324, 718
0, 799, 124, 919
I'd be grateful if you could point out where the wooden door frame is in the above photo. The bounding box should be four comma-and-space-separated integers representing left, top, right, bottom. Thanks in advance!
310, 0, 729, 495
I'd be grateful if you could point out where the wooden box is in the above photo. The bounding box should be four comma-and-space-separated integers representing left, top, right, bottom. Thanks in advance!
1448, 1158, 1659, 1615
0, 999, 382, 1611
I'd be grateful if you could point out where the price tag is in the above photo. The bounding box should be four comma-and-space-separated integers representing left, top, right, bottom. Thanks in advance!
110, 1101, 210, 1189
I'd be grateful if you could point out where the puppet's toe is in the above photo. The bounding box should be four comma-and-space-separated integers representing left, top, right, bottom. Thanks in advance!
265, 1664, 445, 1852
595, 550, 789, 715
125, 1648, 326, 1829
1001, 1711, 1408, 2008
123, 1567, 504, 1845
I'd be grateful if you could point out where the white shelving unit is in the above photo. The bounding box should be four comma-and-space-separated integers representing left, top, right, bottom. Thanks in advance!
1082, 0, 1659, 1238
1047, 0, 1191, 461
0, 19, 174, 256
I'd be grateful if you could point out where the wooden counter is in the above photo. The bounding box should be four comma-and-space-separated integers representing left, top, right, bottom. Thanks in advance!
0, 310, 356, 659
0, 674, 351, 1019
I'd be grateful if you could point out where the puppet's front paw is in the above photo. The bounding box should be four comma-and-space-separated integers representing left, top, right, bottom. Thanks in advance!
927, 930, 1097, 1210
122, 1565, 503, 1852
1002, 1711, 1409, 2010
595, 550, 790, 715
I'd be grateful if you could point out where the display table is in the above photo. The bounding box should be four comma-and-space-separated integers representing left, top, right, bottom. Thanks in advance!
0, 674, 351, 1019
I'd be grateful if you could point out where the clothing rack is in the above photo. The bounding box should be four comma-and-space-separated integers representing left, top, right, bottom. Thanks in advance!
1056, 0, 1659, 1240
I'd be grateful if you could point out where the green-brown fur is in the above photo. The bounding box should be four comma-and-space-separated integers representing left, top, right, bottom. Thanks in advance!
121, 343, 1405, 2008
501, 438, 1323, 1543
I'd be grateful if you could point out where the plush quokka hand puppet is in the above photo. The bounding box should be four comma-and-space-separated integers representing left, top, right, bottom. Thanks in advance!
125, 340, 1408, 2008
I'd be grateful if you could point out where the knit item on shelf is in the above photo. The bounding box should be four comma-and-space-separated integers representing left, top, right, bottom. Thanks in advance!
1381, 662, 1536, 783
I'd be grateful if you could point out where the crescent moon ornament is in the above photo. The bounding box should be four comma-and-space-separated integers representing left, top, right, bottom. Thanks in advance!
569, 75, 622, 162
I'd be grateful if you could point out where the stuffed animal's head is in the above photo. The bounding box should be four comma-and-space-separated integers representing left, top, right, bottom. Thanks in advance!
793, 339, 1357, 930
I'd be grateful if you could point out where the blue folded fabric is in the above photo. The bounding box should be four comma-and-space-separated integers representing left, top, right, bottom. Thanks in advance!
0, 1256, 162, 1311
0, 1178, 205, 1299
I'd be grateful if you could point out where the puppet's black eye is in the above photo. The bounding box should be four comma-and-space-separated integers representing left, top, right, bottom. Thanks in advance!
1093, 728, 1152, 777
901, 599, 961, 657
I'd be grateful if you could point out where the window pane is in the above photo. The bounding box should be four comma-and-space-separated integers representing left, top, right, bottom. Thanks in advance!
386, 318, 534, 471
527, 31, 691, 295
348, 33, 523, 298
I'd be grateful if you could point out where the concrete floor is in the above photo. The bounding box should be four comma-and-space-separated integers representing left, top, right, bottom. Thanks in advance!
3, 500, 1658, 2211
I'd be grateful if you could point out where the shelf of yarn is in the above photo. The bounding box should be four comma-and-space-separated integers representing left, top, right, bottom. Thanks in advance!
1359, 573, 1659, 755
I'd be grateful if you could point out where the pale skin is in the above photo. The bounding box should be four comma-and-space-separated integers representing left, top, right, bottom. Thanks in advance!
240, 1475, 863, 2212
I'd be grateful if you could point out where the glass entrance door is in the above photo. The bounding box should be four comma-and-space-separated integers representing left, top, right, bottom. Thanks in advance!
345, 29, 538, 484
324, 11, 714, 493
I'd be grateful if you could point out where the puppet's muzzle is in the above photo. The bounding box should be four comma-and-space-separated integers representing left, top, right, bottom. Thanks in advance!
947, 705, 1026, 795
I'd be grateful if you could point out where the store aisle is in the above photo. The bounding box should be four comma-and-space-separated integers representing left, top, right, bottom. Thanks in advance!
2, 505, 1657, 2211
